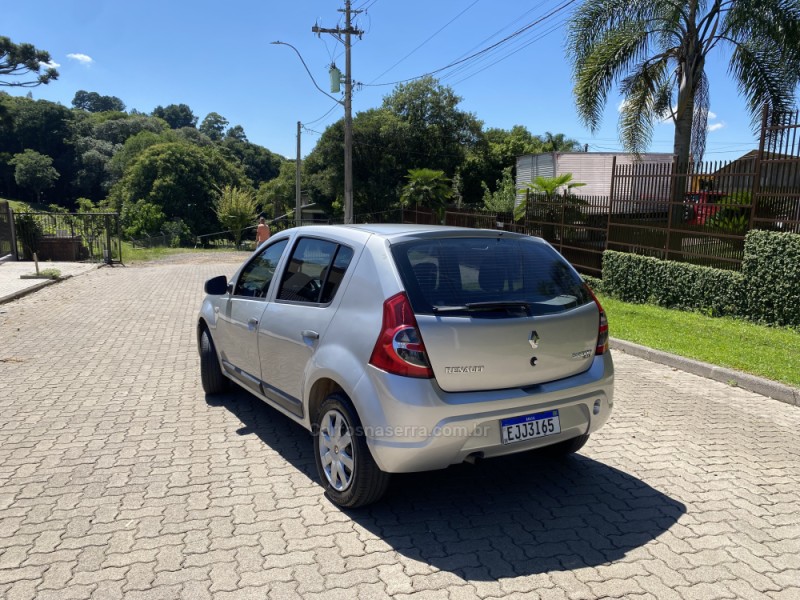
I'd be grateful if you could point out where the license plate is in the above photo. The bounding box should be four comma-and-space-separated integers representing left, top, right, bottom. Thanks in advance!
501, 410, 561, 445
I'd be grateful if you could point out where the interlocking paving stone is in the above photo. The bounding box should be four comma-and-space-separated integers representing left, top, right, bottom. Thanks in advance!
0, 252, 799, 598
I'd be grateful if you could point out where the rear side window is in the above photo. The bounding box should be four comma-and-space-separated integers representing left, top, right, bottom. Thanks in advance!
277, 237, 354, 304
391, 237, 591, 316
233, 240, 288, 298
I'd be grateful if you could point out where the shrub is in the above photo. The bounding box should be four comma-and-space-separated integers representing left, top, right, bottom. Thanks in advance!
121, 199, 166, 239
742, 230, 800, 327
581, 274, 604, 293
161, 219, 193, 247
14, 213, 43, 260
707, 192, 751, 234
602, 251, 744, 317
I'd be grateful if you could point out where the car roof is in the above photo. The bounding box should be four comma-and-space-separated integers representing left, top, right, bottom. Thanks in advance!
291, 223, 530, 242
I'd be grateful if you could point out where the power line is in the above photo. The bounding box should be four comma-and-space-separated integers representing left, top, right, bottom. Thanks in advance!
368, 0, 482, 84
363, 0, 576, 87
444, 18, 568, 86
303, 101, 342, 126
450, 0, 557, 61
440, 16, 567, 84
355, 0, 380, 12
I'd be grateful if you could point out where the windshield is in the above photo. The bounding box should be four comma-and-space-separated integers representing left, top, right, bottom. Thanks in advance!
391, 236, 591, 317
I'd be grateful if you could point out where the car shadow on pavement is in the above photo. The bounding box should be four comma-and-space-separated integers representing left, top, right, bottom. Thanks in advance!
209, 388, 687, 579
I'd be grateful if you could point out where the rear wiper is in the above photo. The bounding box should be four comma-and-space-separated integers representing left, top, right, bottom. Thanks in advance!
432, 301, 532, 314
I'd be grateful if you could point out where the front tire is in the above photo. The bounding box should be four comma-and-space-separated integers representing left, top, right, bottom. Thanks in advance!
313, 394, 390, 508
200, 327, 228, 395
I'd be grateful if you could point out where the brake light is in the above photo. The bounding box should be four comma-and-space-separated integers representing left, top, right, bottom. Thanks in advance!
585, 285, 609, 355
369, 292, 434, 378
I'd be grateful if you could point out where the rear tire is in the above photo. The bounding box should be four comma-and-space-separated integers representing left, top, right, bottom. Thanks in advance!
313, 393, 390, 508
200, 327, 228, 395
543, 433, 590, 456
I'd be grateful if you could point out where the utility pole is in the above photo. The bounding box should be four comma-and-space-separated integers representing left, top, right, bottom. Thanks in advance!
312, 1, 363, 224
296, 121, 302, 225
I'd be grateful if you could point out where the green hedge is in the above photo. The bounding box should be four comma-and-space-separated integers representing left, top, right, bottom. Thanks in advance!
602, 251, 744, 317
600, 231, 800, 327
743, 230, 800, 327
581, 274, 604, 293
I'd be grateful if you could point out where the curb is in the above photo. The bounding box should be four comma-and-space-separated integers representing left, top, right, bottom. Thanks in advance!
0, 277, 59, 305
611, 337, 800, 407
0, 264, 101, 305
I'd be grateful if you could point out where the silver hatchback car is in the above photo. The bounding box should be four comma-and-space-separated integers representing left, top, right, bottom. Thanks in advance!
198, 225, 613, 507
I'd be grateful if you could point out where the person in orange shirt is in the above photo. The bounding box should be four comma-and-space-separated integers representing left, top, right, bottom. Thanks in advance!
255, 217, 270, 245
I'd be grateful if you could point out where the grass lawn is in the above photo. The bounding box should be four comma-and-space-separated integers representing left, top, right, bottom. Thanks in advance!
4, 198, 50, 212
597, 293, 800, 387
120, 242, 249, 263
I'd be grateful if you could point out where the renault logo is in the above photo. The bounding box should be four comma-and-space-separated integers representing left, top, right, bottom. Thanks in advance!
529, 331, 540, 349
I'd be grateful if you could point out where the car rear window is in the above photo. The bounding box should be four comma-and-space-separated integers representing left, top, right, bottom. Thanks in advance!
390, 236, 591, 316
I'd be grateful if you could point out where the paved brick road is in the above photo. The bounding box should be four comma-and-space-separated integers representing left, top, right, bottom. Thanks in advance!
0, 255, 798, 600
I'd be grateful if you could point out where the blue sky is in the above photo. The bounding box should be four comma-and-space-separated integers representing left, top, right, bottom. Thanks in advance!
4, 0, 777, 162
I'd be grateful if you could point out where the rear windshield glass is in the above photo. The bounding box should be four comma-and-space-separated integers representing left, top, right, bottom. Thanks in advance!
391, 237, 591, 317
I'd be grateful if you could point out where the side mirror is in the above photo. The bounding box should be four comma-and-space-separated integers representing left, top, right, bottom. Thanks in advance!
204, 275, 228, 295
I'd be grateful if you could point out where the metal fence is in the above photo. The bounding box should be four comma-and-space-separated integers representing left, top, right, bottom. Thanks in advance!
756, 108, 800, 232
607, 159, 755, 270
12, 211, 122, 264
0, 201, 15, 261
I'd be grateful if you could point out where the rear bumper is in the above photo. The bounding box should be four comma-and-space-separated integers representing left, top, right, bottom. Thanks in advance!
353, 352, 614, 473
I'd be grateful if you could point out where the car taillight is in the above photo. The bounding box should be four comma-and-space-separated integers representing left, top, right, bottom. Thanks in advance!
585, 285, 609, 355
369, 292, 433, 378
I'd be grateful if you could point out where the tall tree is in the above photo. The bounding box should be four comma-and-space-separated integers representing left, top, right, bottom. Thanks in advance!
225, 124, 247, 142
72, 90, 126, 113
222, 137, 282, 187
199, 112, 228, 141
151, 104, 197, 129
568, 0, 800, 166
1, 96, 74, 201
382, 76, 482, 177
305, 78, 482, 216
109, 142, 245, 235
10, 149, 59, 200
0, 36, 58, 87
463, 125, 549, 203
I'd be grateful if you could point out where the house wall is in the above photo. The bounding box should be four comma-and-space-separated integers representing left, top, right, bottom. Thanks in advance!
516, 152, 673, 197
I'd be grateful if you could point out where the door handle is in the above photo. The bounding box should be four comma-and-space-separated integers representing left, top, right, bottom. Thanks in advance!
248, 318, 259, 331
301, 330, 319, 340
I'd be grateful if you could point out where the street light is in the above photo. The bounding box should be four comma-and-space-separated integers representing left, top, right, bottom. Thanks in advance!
272, 39, 355, 224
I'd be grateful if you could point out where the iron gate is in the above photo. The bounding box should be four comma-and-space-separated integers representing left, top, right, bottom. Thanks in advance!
0, 201, 15, 261
12, 211, 121, 264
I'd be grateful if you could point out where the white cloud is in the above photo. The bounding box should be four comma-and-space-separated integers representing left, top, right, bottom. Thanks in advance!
42, 60, 60, 68
67, 53, 94, 64
708, 122, 725, 132
708, 111, 717, 120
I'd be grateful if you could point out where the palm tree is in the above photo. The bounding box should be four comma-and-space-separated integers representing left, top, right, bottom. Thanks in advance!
520, 174, 587, 240
400, 168, 453, 223
540, 132, 583, 153
213, 185, 259, 248
568, 0, 800, 166
524, 173, 587, 199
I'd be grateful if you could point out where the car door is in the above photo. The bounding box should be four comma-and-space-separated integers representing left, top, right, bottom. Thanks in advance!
257, 236, 356, 415
215, 239, 289, 393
